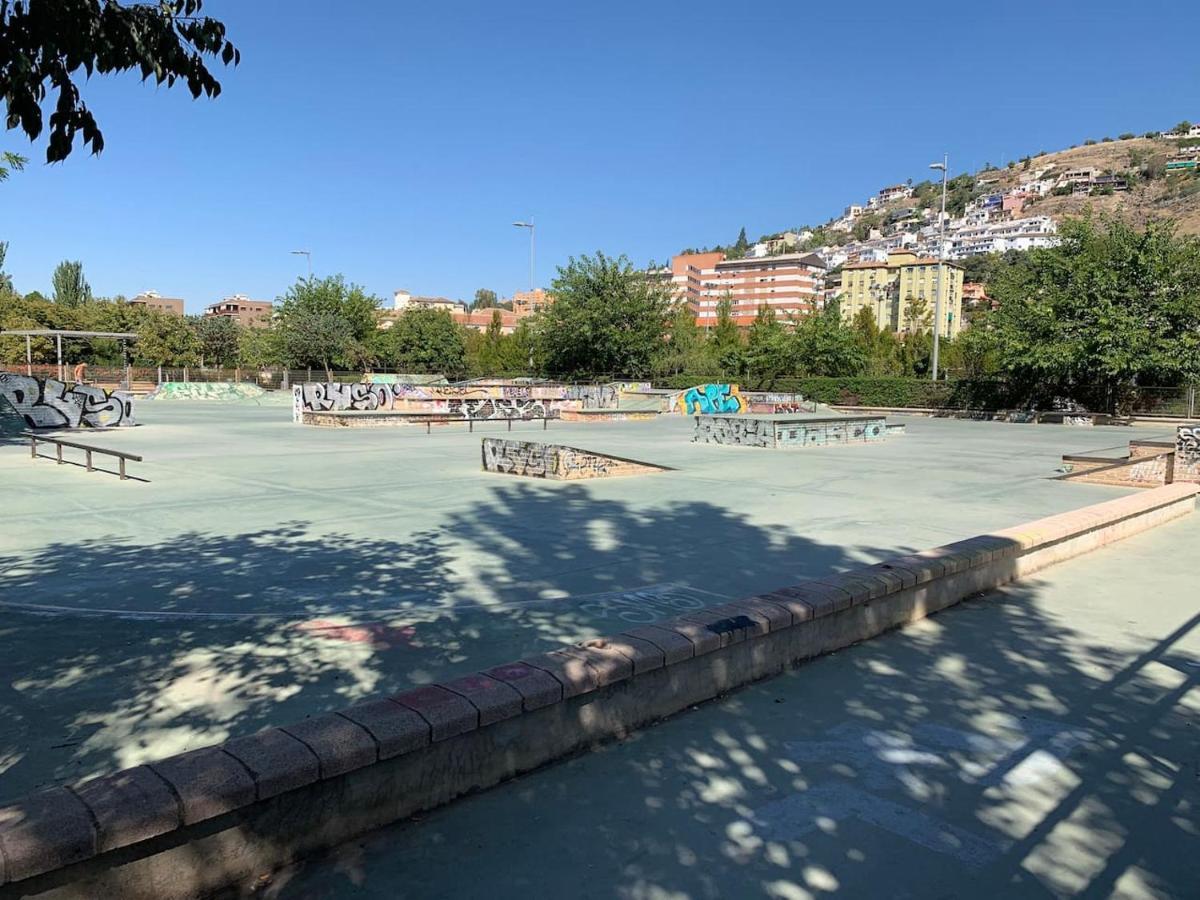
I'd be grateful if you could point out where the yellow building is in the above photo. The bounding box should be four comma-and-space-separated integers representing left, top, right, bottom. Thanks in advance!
839, 250, 964, 337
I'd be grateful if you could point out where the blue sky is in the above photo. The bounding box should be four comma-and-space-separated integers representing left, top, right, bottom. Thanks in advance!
2, 0, 1198, 313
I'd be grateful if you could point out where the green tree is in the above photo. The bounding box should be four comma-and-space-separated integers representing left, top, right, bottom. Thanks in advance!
537, 252, 670, 377
195, 315, 240, 368
709, 294, 742, 361
237, 323, 283, 369
378, 307, 468, 377
277, 275, 378, 342
793, 302, 865, 376
742, 305, 796, 388
472, 288, 498, 310
0, 151, 27, 182
1172, 120, 1193, 136
279, 310, 353, 379
987, 216, 1200, 411
851, 306, 900, 375
52, 260, 91, 308
135, 311, 199, 367
0, 240, 12, 291
655, 305, 710, 376
731, 227, 750, 259
1, 0, 238, 162
902, 295, 932, 333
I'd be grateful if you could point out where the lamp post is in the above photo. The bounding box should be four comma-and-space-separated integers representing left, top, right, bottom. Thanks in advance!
928, 155, 949, 381
512, 220, 535, 292
291, 249, 312, 279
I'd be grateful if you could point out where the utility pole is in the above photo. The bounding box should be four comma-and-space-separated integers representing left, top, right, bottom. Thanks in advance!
928, 155, 949, 381
512, 220, 535, 291
291, 249, 312, 279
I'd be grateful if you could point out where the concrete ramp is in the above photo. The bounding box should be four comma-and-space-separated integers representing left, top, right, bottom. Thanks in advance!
481, 437, 669, 479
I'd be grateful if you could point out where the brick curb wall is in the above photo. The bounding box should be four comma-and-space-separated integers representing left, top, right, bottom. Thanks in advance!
1, 483, 1195, 899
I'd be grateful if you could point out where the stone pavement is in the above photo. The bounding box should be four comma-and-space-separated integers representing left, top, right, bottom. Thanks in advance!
0, 402, 1179, 802
267, 512, 1200, 899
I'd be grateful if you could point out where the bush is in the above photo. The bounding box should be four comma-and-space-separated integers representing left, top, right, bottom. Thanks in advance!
652, 376, 1029, 409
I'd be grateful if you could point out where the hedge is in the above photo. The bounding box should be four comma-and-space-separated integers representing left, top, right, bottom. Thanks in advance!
651, 375, 1022, 410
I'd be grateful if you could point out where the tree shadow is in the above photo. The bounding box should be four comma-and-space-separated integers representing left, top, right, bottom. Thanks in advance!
0, 482, 868, 801
263, 565, 1200, 899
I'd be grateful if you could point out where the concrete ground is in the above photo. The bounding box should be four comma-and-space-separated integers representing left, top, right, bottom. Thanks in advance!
0, 402, 1181, 802
267, 513, 1200, 900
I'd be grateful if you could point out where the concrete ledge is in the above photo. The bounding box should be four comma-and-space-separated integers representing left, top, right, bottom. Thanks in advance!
1, 483, 1195, 899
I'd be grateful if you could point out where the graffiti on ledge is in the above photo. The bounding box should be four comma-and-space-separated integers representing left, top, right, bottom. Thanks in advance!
676, 383, 746, 415
1177, 425, 1200, 462
0, 374, 136, 428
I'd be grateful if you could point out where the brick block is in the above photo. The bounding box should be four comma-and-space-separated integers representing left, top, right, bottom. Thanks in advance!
915, 544, 974, 575
621, 625, 694, 665
392, 685, 479, 742
562, 646, 633, 685
814, 572, 886, 606
440, 673, 523, 726
878, 553, 943, 584
773, 582, 849, 618
759, 590, 814, 623
859, 566, 912, 595
483, 662, 563, 710
0, 787, 96, 884
149, 747, 256, 825
281, 714, 378, 779
222, 728, 320, 801
522, 650, 600, 698
339, 699, 431, 759
668, 614, 733, 652
582, 635, 665, 674
711, 601, 772, 636
72, 765, 181, 853
737, 595, 793, 630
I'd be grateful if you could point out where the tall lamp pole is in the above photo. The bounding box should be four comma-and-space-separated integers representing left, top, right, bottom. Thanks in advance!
928, 155, 949, 381
291, 249, 312, 279
512, 220, 535, 291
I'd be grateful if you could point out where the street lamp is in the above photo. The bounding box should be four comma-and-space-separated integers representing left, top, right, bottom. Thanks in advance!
928, 156, 949, 381
291, 249, 312, 279
512, 220, 535, 292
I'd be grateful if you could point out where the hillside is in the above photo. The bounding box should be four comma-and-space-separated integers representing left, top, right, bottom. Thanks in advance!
964, 137, 1200, 234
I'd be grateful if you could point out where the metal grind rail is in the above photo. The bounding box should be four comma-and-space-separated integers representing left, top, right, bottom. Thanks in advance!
23, 431, 143, 480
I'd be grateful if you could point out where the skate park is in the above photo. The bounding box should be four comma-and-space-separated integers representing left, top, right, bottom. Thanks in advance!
0, 383, 1197, 898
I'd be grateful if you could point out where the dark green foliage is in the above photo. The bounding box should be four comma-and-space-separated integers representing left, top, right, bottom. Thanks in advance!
537, 251, 670, 377
51, 260, 91, 307
1, 0, 239, 161
377, 307, 468, 378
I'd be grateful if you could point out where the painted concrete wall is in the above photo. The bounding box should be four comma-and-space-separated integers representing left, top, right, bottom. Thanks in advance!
692, 415, 888, 448
481, 438, 665, 480
674, 384, 746, 415
0, 373, 136, 429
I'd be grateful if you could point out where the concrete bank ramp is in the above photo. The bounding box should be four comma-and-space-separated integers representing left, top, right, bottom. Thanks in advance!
482, 437, 669, 479
146, 382, 289, 404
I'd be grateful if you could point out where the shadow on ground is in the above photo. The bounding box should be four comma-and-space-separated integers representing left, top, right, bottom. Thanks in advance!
0, 481, 905, 799
262, 581, 1200, 900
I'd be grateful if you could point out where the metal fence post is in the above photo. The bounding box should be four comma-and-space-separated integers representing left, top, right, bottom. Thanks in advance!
1190, 385, 1196, 420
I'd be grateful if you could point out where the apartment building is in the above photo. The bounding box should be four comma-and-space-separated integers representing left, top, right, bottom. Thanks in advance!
949, 216, 1059, 259
452, 307, 518, 334
878, 184, 912, 203
840, 250, 964, 338
511, 288, 553, 318
392, 290, 465, 312
128, 291, 184, 317
670, 251, 827, 328
203, 294, 273, 326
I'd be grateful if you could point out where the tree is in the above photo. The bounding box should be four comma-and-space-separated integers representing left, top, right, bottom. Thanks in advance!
237, 323, 283, 369
852, 306, 900, 375
378, 307, 468, 377
276, 275, 380, 371
1, 0, 239, 162
655, 304, 710, 376
0, 150, 26, 181
793, 302, 865, 376
902, 295, 932, 333
0, 240, 11, 292
52, 260, 91, 307
743, 305, 795, 388
472, 288, 498, 310
537, 252, 670, 378
195, 315, 239, 368
986, 216, 1200, 411
135, 310, 199, 368
731, 227, 750, 259
280, 310, 353, 379
1172, 120, 1193, 136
